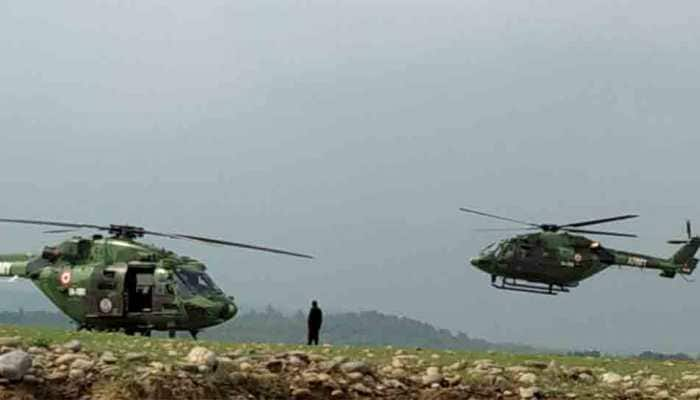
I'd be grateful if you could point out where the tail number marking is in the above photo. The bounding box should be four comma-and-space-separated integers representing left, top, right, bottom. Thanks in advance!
627, 257, 648, 268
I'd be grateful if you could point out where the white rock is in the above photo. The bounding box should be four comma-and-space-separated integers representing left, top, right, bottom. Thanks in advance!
70, 359, 94, 371
519, 386, 541, 399
63, 340, 81, 353
100, 351, 117, 364
0, 350, 31, 381
683, 388, 700, 399
519, 372, 538, 385
642, 375, 666, 388
340, 361, 370, 374
601, 372, 622, 385
422, 372, 443, 386
186, 347, 217, 369
654, 390, 670, 399
68, 368, 84, 380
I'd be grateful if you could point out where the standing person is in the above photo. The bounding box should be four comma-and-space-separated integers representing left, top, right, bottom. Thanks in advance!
307, 300, 323, 345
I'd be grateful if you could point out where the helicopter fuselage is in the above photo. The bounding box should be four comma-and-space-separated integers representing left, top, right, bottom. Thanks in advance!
470, 232, 696, 291
0, 236, 237, 334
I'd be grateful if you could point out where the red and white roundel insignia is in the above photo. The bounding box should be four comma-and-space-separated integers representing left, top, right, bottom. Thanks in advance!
99, 298, 113, 314
574, 253, 583, 263
59, 270, 72, 286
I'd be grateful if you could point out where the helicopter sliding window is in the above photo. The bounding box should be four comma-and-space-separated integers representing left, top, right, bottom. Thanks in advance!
174, 270, 222, 295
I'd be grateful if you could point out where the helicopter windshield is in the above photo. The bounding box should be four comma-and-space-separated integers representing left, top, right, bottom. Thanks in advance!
480, 241, 509, 257
480, 242, 498, 256
175, 270, 222, 296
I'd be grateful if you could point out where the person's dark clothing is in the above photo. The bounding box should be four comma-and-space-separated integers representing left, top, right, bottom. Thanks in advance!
307, 305, 323, 345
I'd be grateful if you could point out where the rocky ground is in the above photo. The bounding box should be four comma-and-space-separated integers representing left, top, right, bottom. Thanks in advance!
0, 325, 699, 399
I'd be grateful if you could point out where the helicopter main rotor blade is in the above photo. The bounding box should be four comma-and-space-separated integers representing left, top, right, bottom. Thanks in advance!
474, 227, 539, 232
43, 229, 81, 234
170, 234, 314, 259
559, 214, 639, 229
0, 218, 314, 259
0, 218, 109, 231
459, 208, 540, 228
562, 228, 637, 238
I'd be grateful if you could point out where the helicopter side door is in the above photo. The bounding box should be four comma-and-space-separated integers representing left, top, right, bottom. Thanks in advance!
89, 263, 126, 318
124, 262, 156, 313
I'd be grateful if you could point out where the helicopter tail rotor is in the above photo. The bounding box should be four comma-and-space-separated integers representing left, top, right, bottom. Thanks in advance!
668, 220, 693, 244
668, 220, 700, 274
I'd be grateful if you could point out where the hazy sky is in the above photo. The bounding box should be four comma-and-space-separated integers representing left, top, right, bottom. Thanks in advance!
2, 0, 700, 353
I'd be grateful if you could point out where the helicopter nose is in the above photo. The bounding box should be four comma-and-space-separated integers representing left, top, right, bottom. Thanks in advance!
221, 301, 237, 320
470, 256, 483, 267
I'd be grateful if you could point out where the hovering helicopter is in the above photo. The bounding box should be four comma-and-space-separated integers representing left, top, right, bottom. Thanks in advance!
460, 208, 700, 295
0, 219, 313, 338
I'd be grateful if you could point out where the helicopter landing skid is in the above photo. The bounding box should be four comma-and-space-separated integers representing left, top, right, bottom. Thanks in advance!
491, 277, 571, 295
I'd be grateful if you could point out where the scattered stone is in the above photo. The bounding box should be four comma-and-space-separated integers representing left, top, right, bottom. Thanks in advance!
508, 366, 531, 374
519, 372, 537, 385
519, 386, 541, 399
55, 353, 86, 366
46, 371, 67, 381
70, 358, 94, 371
0, 350, 31, 381
422, 368, 443, 386
655, 390, 670, 399
601, 372, 622, 385
100, 351, 117, 364
238, 362, 253, 372
683, 388, 700, 399
346, 372, 364, 382
291, 387, 311, 398
125, 352, 147, 362
63, 340, 81, 353
643, 375, 666, 388
318, 360, 340, 372
350, 382, 373, 396
68, 368, 85, 380
186, 347, 218, 370
265, 359, 284, 373
340, 361, 370, 374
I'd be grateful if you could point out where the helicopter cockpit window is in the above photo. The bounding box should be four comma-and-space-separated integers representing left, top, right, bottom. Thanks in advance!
175, 270, 222, 295
480, 242, 498, 256
493, 243, 505, 257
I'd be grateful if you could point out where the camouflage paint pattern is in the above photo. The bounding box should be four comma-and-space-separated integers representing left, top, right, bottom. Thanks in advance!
470, 232, 700, 286
0, 236, 237, 333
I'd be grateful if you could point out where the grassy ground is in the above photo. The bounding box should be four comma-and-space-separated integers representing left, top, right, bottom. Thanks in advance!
3, 324, 700, 399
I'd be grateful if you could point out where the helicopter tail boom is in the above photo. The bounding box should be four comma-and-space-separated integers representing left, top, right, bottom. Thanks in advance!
0, 256, 29, 279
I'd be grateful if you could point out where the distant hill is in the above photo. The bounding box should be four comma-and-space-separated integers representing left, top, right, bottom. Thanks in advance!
203, 306, 535, 352
0, 306, 534, 352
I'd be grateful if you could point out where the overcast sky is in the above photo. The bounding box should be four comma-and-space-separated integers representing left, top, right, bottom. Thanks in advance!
1, 0, 700, 353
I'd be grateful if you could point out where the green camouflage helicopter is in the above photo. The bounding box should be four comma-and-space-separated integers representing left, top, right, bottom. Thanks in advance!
0, 219, 313, 338
460, 208, 700, 295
